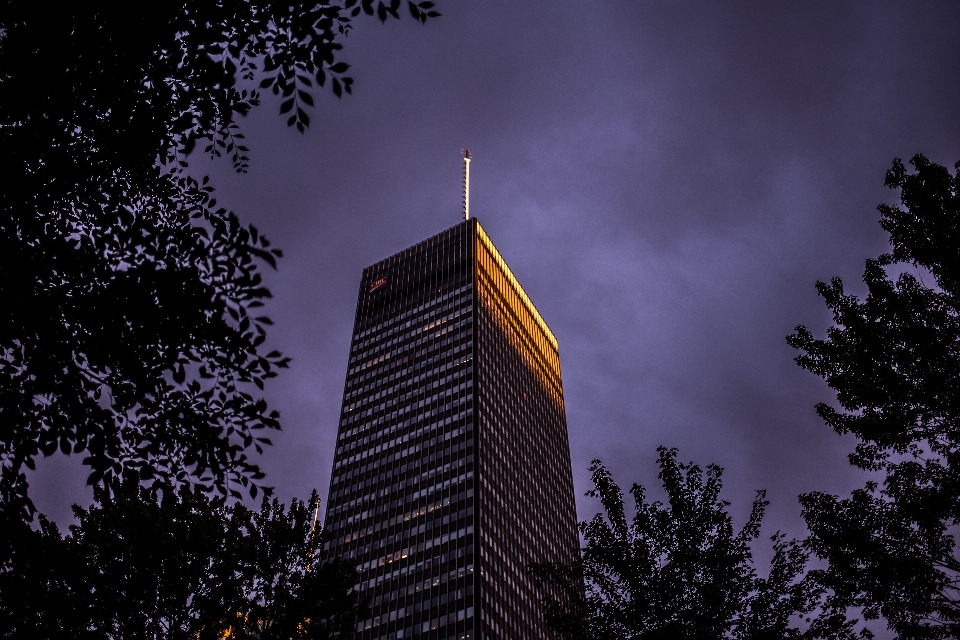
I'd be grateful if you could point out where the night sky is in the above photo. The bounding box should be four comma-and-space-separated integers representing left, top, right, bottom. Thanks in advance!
32, 1, 960, 574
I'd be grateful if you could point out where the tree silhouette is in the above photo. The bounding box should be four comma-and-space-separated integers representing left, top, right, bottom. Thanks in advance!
531, 448, 859, 640
0, 0, 439, 533
790, 154, 960, 639
0, 484, 364, 639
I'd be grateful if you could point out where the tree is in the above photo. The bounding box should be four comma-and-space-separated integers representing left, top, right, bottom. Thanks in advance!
789, 154, 960, 639
531, 447, 857, 640
0, 484, 365, 639
0, 0, 439, 532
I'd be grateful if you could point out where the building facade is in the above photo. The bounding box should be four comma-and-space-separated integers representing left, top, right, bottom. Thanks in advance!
323, 219, 578, 640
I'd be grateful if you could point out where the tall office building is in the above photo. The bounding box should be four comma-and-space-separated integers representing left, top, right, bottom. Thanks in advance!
323, 218, 578, 640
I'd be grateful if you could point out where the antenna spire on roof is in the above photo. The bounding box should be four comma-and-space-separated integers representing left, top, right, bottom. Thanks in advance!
461, 148, 471, 220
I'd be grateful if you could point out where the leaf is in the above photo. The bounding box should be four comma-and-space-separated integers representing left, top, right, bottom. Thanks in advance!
298, 89, 314, 106
332, 77, 342, 98
280, 97, 295, 114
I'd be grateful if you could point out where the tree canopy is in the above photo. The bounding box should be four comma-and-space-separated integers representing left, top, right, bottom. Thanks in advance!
0, 484, 363, 639
532, 448, 858, 640
789, 154, 960, 639
0, 0, 439, 531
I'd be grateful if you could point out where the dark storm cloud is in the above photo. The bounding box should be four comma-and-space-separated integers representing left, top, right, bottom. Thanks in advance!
32, 0, 960, 564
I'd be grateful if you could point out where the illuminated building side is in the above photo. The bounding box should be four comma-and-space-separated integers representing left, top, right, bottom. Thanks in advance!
323, 219, 579, 640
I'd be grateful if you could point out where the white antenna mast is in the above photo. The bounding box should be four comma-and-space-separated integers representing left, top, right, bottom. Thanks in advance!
461, 148, 471, 220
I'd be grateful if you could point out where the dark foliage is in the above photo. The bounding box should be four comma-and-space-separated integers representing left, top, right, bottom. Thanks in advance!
531, 448, 859, 640
0, 0, 439, 531
789, 155, 960, 639
0, 484, 364, 639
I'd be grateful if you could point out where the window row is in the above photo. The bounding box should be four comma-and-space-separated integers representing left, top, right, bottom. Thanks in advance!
359, 559, 473, 612
340, 344, 473, 428
328, 474, 473, 530
361, 606, 474, 640
353, 284, 472, 344
349, 314, 471, 380
337, 381, 472, 456
372, 572, 474, 611
329, 447, 474, 509
343, 361, 470, 412
330, 421, 473, 492
356, 506, 474, 578
329, 464, 474, 545
338, 370, 473, 442
358, 532, 474, 591
350, 302, 472, 366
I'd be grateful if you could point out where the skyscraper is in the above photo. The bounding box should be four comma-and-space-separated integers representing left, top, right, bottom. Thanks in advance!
323, 218, 578, 640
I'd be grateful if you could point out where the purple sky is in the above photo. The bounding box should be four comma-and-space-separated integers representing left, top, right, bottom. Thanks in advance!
32, 1, 960, 580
